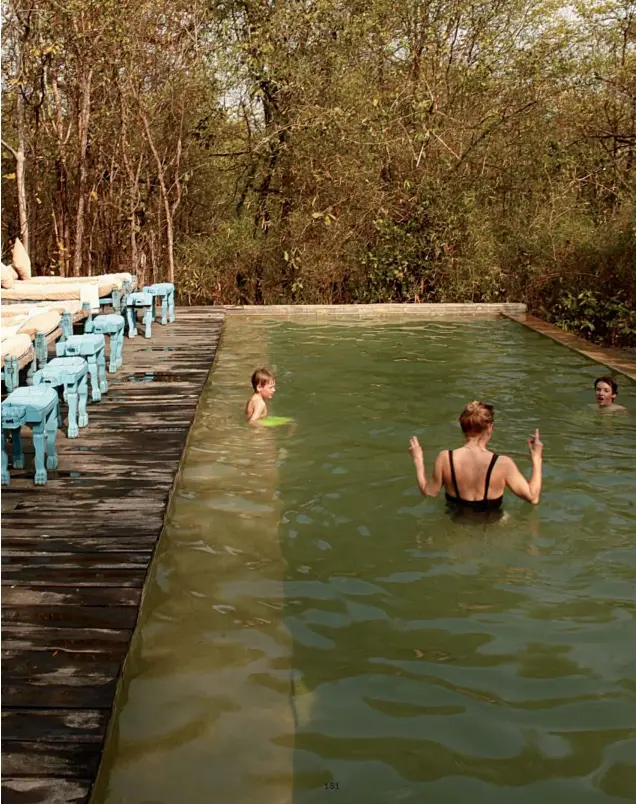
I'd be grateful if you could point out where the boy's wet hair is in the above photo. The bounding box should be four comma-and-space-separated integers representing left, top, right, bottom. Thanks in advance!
251, 367, 275, 391
459, 400, 495, 434
594, 376, 618, 395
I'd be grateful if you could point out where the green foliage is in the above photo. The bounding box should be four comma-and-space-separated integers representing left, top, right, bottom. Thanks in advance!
544, 291, 636, 348
2, 0, 636, 346
355, 215, 441, 303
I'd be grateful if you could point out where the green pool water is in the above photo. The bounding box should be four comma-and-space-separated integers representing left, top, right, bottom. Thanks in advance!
92, 316, 636, 804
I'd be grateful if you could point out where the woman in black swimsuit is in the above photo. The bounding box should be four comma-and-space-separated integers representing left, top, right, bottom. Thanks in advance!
409, 401, 543, 514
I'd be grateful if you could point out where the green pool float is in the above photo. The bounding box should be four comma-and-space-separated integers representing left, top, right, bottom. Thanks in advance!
260, 416, 294, 428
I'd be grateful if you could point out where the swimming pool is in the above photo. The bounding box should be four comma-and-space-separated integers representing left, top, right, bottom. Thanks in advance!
92, 316, 636, 804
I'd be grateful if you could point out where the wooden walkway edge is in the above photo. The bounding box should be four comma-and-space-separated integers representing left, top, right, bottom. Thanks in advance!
1, 307, 224, 804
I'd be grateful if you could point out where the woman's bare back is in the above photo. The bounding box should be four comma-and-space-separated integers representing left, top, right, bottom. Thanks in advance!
442, 446, 507, 501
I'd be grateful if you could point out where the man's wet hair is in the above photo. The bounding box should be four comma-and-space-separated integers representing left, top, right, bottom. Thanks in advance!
594, 376, 618, 396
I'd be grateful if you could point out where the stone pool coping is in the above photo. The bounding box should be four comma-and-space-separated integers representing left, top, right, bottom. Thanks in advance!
222, 302, 527, 316
505, 313, 636, 382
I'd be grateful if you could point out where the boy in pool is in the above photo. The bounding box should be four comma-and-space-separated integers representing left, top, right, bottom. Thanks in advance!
245, 368, 276, 423
593, 376, 627, 412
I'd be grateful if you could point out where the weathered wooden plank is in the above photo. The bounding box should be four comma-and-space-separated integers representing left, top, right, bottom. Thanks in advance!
0, 520, 165, 536
3, 497, 170, 511
2, 741, 102, 778
3, 604, 139, 629
3, 625, 132, 651
3, 487, 177, 503
3, 650, 122, 687
3, 552, 151, 568
1, 778, 91, 804
3, 480, 176, 500
2, 709, 108, 744
0, 522, 166, 539
2, 568, 147, 587
1, 537, 157, 553
0, 526, 162, 541
1, 586, 142, 607
2, 683, 117, 709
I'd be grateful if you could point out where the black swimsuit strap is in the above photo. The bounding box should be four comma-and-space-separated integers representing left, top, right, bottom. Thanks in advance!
483, 454, 499, 501
448, 450, 462, 500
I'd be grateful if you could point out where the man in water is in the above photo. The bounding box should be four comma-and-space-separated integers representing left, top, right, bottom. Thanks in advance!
594, 376, 627, 412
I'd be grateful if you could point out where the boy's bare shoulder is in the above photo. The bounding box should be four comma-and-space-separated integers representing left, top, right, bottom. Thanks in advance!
245, 393, 267, 422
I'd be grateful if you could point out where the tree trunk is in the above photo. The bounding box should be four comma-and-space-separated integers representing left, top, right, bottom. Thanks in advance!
16, 84, 30, 255
139, 106, 181, 284
72, 67, 93, 277
50, 72, 71, 276
1, 135, 29, 256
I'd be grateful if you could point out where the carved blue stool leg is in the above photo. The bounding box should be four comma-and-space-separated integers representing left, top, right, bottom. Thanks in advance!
5, 357, 20, 392
12, 428, 25, 469
169, 289, 175, 323
45, 407, 59, 469
116, 328, 124, 368
78, 374, 89, 428
1, 426, 9, 485
87, 355, 102, 402
60, 312, 73, 339
160, 294, 168, 325
126, 306, 137, 338
108, 334, 118, 374
82, 301, 93, 324
32, 420, 47, 485
26, 361, 35, 386
113, 288, 122, 313
143, 306, 152, 339
97, 345, 108, 393
67, 381, 79, 438
35, 332, 49, 370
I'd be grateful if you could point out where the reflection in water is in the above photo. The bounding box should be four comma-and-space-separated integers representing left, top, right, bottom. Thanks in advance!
93, 322, 295, 804
94, 318, 636, 804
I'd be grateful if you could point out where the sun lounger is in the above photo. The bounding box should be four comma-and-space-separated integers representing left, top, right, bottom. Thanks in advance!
1, 273, 136, 311
3, 301, 83, 316
22, 272, 135, 288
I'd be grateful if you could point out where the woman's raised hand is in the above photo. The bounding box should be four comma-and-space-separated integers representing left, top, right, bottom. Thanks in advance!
528, 428, 543, 458
409, 436, 424, 464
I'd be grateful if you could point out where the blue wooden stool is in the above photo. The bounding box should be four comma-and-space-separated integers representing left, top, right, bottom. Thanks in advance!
143, 282, 175, 325
56, 333, 107, 402
126, 291, 154, 339
1, 385, 60, 485
34, 357, 89, 439
84, 313, 125, 372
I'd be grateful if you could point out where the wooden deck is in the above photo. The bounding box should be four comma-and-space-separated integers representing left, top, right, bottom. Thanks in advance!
1, 307, 224, 803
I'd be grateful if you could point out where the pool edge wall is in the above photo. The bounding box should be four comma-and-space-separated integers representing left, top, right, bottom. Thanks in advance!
222, 302, 527, 317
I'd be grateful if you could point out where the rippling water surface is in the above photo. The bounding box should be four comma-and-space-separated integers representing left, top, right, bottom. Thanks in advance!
93, 317, 636, 804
